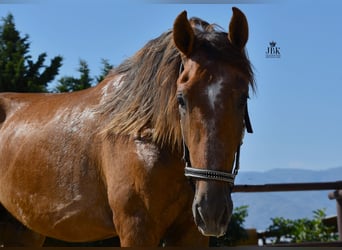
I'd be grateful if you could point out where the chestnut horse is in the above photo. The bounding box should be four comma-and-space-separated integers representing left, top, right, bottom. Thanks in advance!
0, 7, 255, 246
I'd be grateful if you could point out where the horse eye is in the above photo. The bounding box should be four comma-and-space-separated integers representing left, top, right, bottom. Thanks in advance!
177, 93, 186, 108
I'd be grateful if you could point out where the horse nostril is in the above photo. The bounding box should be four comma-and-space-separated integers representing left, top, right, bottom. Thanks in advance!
194, 204, 206, 230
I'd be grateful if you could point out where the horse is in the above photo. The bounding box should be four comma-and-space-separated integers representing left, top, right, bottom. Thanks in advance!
0, 7, 255, 246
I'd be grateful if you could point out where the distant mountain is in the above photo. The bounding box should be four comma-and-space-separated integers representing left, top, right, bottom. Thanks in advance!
232, 167, 342, 230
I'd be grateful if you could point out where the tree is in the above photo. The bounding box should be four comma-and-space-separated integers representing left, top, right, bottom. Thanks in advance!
0, 14, 62, 92
266, 208, 338, 244
96, 58, 113, 83
55, 59, 113, 93
55, 59, 92, 93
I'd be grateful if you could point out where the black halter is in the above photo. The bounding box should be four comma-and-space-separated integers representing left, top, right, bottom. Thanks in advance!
181, 106, 253, 186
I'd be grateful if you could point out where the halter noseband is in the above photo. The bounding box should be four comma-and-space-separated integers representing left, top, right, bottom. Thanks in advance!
181, 106, 253, 186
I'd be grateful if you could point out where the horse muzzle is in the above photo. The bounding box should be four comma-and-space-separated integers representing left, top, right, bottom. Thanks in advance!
192, 183, 233, 237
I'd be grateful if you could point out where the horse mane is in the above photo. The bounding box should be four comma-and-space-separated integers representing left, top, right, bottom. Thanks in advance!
99, 17, 255, 150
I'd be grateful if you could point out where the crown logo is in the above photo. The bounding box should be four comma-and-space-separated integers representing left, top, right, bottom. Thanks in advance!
270, 41, 277, 47
269, 41, 276, 47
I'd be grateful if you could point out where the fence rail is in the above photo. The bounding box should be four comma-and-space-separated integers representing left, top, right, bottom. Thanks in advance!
233, 181, 342, 193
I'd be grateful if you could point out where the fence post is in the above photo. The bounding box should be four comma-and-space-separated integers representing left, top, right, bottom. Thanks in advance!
328, 190, 342, 240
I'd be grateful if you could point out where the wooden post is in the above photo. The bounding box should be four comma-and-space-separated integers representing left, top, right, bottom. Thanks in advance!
337, 199, 342, 241
328, 190, 342, 240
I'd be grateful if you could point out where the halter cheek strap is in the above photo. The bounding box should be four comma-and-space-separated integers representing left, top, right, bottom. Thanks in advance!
244, 103, 253, 134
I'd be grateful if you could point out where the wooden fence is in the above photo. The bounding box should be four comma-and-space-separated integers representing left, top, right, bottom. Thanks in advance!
232, 181, 342, 247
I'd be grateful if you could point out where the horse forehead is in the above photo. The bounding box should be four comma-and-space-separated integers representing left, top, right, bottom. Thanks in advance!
205, 78, 224, 111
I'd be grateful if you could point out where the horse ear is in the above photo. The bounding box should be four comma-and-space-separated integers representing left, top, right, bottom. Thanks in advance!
228, 7, 249, 51
173, 11, 195, 57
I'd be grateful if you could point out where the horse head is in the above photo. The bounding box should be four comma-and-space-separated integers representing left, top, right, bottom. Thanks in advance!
173, 7, 254, 237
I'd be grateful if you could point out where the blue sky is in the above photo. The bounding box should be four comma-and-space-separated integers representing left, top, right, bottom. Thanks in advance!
1, 0, 341, 173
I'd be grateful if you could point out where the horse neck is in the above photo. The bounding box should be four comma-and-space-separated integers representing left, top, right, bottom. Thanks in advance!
94, 73, 185, 165
95, 74, 123, 102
